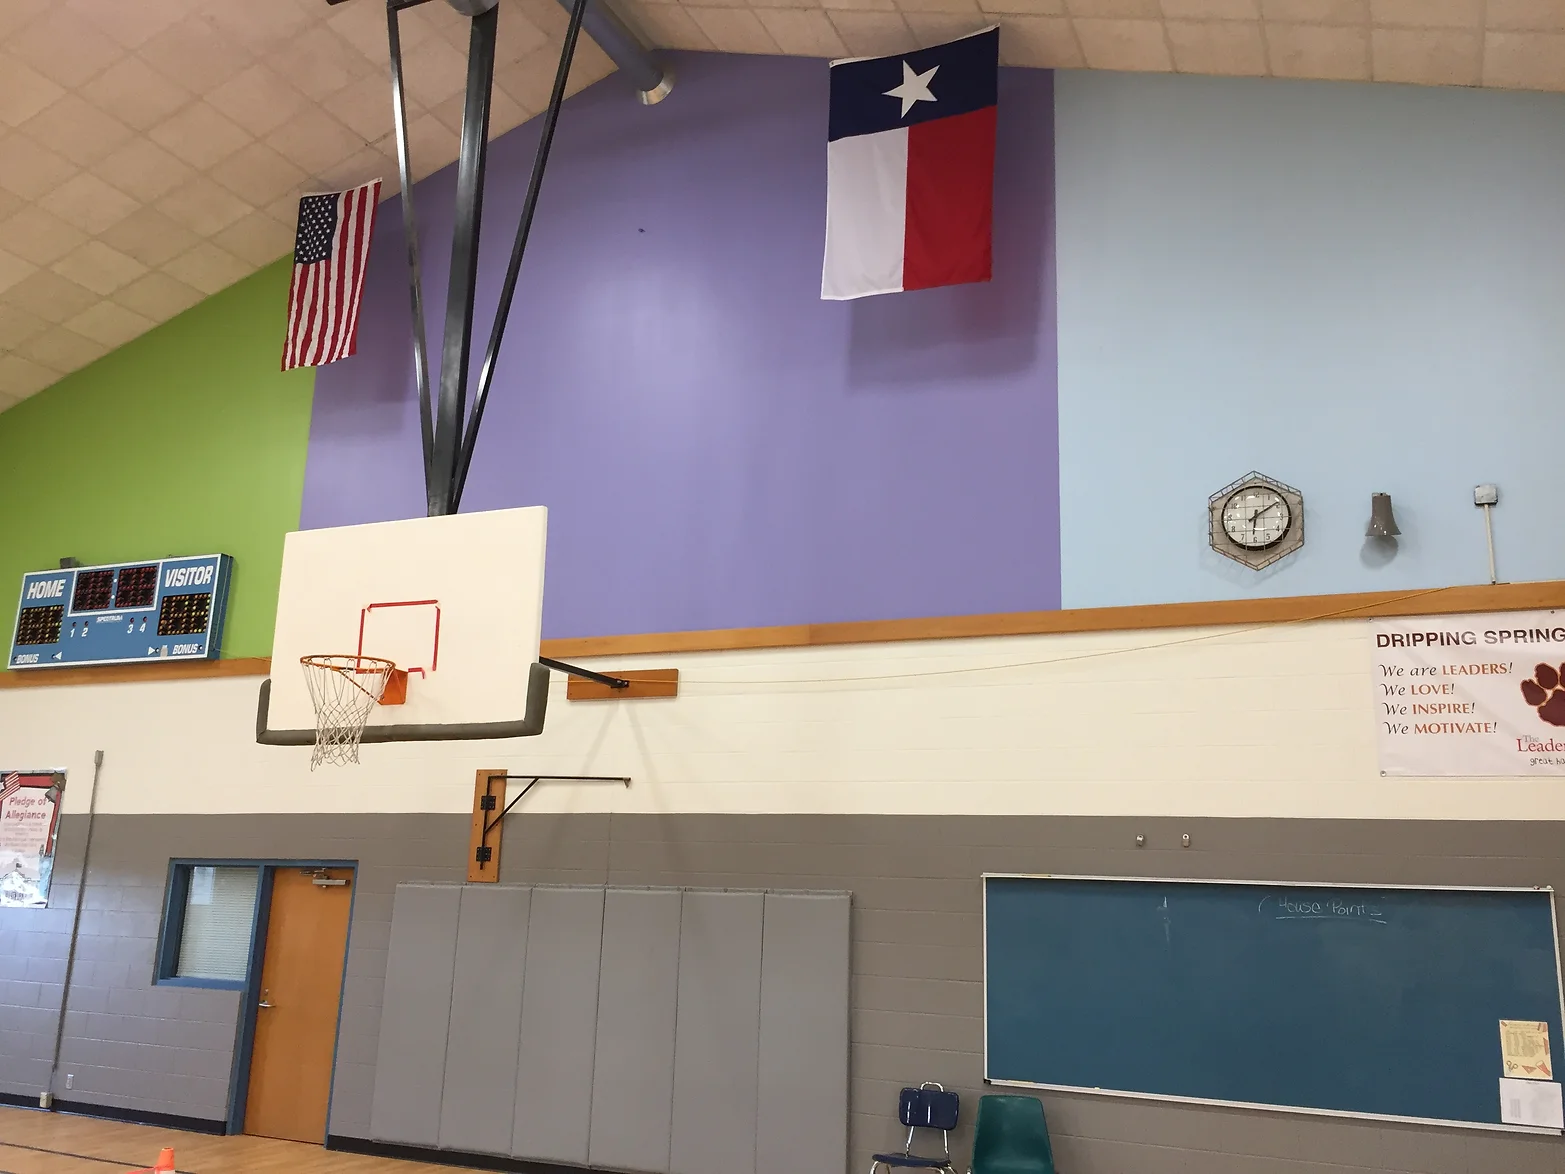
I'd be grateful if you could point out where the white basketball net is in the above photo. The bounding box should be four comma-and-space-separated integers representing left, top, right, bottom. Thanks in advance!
300, 655, 395, 769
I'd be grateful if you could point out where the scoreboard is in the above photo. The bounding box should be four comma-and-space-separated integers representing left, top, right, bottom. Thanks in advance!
9, 554, 233, 670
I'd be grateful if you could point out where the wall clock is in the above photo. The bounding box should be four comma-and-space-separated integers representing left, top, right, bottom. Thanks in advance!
1208, 472, 1304, 570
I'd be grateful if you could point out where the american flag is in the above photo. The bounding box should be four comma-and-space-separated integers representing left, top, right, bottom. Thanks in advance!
281, 179, 381, 371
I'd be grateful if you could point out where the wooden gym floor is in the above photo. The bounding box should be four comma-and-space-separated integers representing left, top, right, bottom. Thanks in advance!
0, 1108, 446, 1174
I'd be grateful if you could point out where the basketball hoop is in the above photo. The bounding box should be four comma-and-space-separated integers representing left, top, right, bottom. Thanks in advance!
300, 655, 406, 768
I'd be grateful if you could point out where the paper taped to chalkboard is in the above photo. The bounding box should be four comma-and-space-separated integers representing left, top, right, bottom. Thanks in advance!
1500, 1078, 1563, 1129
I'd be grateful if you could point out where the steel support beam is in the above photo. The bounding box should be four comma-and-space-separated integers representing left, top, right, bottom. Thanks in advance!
555, 0, 674, 104
428, 5, 498, 515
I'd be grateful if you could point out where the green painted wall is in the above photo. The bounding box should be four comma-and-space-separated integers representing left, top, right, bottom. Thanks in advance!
0, 260, 314, 660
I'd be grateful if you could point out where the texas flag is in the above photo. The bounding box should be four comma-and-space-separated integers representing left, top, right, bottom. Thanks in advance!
822, 27, 998, 301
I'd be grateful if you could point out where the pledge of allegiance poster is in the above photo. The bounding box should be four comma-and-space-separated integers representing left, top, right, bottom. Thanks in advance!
1373, 611, 1565, 776
0, 772, 64, 907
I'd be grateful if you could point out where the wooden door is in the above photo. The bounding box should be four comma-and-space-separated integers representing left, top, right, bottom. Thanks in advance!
245, 867, 353, 1143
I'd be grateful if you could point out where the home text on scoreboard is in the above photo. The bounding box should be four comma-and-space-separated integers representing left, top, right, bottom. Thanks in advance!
9, 555, 234, 669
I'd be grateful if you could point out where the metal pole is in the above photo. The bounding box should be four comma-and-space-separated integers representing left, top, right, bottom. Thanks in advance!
43, 750, 104, 1109
449, 0, 592, 512
539, 656, 629, 689
431, 5, 499, 515
1483, 503, 1498, 585
386, 3, 438, 511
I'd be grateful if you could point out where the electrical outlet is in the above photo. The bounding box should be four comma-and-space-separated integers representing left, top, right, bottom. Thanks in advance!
65, 1074, 73, 1090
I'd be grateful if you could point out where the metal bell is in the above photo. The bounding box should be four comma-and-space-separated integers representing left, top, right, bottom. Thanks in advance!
1366, 492, 1400, 539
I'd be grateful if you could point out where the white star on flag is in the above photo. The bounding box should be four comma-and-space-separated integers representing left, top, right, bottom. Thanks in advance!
884, 61, 938, 118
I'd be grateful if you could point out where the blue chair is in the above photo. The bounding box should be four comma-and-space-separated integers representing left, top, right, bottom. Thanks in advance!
969, 1095, 1055, 1174
870, 1082, 960, 1174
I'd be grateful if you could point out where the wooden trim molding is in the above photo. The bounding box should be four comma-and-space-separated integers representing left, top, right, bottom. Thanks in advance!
0, 656, 271, 689
2, 581, 1562, 690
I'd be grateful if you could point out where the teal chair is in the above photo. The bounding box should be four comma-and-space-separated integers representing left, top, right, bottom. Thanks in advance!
969, 1095, 1055, 1174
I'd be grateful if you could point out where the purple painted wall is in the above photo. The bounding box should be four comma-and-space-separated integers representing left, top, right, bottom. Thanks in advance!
304, 52, 1059, 639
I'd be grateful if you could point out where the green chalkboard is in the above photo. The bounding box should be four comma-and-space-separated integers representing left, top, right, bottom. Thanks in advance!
984, 875, 1564, 1128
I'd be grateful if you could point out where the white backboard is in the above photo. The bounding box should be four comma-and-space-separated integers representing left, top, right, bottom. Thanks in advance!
266, 507, 546, 732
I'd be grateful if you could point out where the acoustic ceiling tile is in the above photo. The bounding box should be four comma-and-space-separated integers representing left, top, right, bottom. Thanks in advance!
905, 12, 990, 44
211, 210, 296, 268
65, 0, 192, 50
329, 74, 405, 145
1074, 16, 1175, 67
21, 95, 137, 169
997, 14, 1085, 62
0, 302, 50, 350
0, 355, 60, 400
16, 326, 110, 373
329, 0, 401, 58
1167, 17, 1268, 71
0, 0, 49, 40
78, 55, 194, 134
94, 138, 194, 204
0, 248, 37, 297
1260, 0, 1366, 22
268, 28, 378, 104
112, 270, 208, 321
1266, 20, 1371, 77
621, 3, 720, 47
99, 205, 201, 269
0, 55, 66, 130
64, 299, 156, 349
1371, 0, 1481, 28
208, 141, 310, 207
161, 240, 251, 296
1161, 0, 1259, 19
137, 19, 257, 94
1067, 0, 1162, 19
1372, 27, 1481, 82
204, 0, 319, 58
895, 0, 986, 16
52, 240, 148, 297
0, 205, 89, 267
756, 7, 854, 53
45, 172, 139, 235
495, 10, 551, 65
265, 113, 370, 178
148, 102, 255, 171
821, 0, 900, 14
1486, 0, 1565, 31
206, 64, 315, 140
981, 0, 1067, 17
9, 7, 126, 89
0, 269, 100, 323
154, 176, 256, 237
1484, 28, 1565, 85
827, 8, 920, 52
686, 6, 785, 51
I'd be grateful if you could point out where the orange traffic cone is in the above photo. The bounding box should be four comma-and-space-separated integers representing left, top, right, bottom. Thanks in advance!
153, 1149, 174, 1174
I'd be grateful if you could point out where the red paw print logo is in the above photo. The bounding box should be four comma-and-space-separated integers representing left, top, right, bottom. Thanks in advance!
1520, 664, 1565, 727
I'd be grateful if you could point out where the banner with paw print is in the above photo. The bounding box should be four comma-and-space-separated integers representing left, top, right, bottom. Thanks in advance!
1373, 611, 1565, 776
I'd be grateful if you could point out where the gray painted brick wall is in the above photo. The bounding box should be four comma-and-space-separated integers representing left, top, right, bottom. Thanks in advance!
4, 812, 1565, 1174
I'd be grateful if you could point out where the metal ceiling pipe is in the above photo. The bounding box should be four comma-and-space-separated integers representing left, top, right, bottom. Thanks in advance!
555, 0, 674, 104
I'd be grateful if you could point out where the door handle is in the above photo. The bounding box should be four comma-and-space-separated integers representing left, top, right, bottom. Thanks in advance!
258, 999, 274, 1008
258, 989, 274, 1009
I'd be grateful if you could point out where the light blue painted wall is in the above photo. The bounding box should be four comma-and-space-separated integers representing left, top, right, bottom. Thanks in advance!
1055, 71, 1565, 609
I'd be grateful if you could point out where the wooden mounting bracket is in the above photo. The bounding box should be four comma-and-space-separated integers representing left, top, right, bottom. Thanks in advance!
565, 667, 679, 701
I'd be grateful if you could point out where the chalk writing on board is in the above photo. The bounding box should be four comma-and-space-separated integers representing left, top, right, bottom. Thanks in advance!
1258, 894, 1387, 924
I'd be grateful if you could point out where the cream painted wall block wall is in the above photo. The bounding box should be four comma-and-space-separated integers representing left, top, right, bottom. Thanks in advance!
6, 617, 1557, 819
